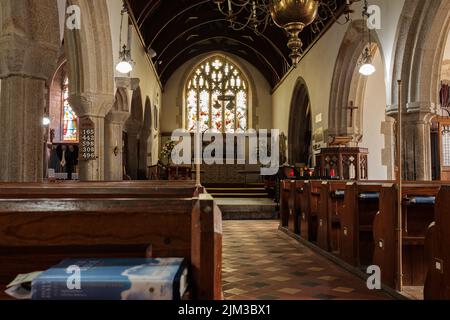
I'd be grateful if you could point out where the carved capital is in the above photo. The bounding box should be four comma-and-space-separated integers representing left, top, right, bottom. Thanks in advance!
115, 77, 140, 91
0, 0, 59, 80
105, 111, 130, 125
406, 101, 436, 114
69, 92, 115, 118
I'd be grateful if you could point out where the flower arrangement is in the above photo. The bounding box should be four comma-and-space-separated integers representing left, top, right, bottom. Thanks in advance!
161, 140, 177, 165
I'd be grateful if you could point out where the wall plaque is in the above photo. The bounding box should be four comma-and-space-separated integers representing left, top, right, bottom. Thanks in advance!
79, 117, 96, 161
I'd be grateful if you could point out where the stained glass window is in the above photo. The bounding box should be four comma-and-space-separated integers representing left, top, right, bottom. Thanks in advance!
186, 56, 248, 133
442, 125, 450, 166
62, 77, 78, 142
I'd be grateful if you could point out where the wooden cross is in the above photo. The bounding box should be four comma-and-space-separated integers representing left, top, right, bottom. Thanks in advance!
347, 101, 359, 128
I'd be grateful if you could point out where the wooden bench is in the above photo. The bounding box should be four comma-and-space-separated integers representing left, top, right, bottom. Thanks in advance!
325, 181, 348, 256
280, 179, 450, 296
424, 186, 450, 299
295, 180, 311, 240
0, 194, 222, 300
341, 182, 386, 267
279, 180, 291, 229
373, 183, 441, 289
0, 181, 201, 199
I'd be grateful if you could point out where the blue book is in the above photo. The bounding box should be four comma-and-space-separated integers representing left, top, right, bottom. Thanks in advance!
31, 258, 188, 300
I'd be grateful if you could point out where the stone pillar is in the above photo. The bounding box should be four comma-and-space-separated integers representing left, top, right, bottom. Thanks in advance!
104, 78, 138, 181
78, 115, 105, 181
381, 116, 396, 180
0, 0, 59, 182
0, 77, 48, 182
402, 111, 433, 181
105, 111, 130, 181
388, 102, 434, 181
69, 94, 114, 181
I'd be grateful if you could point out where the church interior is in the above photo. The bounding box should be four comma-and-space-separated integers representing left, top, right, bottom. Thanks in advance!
1, 0, 450, 302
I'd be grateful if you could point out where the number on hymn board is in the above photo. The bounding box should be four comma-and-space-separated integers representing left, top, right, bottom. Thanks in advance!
79, 118, 96, 161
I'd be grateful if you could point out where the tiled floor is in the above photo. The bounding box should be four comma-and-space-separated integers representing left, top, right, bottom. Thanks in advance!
222, 220, 394, 300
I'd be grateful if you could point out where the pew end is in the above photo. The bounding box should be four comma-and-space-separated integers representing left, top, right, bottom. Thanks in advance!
0, 193, 223, 301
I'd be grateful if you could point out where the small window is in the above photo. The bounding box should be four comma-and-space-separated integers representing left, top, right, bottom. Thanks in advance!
62, 77, 78, 142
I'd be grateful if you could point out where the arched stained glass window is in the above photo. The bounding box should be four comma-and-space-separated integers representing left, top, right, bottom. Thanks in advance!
186, 56, 248, 133
62, 77, 78, 142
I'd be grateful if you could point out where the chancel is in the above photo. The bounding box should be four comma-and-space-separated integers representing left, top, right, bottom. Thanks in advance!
0, 0, 450, 303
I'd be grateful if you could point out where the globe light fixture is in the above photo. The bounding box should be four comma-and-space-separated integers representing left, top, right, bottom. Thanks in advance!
116, 45, 134, 74
42, 116, 51, 126
359, 63, 376, 76
359, 48, 376, 76
358, 1, 376, 76
115, 4, 134, 75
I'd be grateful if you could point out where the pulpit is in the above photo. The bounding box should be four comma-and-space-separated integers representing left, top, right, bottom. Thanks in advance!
316, 147, 368, 180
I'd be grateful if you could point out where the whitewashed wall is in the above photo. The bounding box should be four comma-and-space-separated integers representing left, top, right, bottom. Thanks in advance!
107, 0, 162, 166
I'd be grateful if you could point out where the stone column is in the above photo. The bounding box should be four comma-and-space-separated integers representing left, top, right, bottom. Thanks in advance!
69, 94, 114, 181
0, 77, 48, 182
388, 102, 434, 181
104, 78, 138, 181
381, 116, 396, 180
402, 111, 433, 181
0, 0, 59, 182
105, 111, 130, 181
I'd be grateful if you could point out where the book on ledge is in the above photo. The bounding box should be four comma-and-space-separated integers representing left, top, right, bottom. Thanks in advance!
31, 258, 188, 300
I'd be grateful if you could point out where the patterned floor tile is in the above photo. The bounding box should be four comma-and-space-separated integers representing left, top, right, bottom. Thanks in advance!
268, 276, 291, 282
333, 287, 356, 294
278, 288, 302, 295
224, 288, 248, 295
222, 220, 393, 300
318, 276, 338, 281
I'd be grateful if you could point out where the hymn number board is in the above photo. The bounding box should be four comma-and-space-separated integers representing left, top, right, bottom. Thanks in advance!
79, 118, 96, 161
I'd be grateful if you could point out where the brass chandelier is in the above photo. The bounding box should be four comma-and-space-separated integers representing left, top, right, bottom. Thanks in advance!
214, 0, 363, 66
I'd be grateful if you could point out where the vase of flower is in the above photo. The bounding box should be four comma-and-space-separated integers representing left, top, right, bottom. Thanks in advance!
161, 140, 177, 166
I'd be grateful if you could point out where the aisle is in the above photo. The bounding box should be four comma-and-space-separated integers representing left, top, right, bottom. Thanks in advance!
222, 220, 393, 300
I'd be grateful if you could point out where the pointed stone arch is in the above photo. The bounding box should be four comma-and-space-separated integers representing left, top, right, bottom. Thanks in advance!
125, 87, 144, 180
288, 77, 313, 166
63, 0, 115, 181
328, 20, 385, 143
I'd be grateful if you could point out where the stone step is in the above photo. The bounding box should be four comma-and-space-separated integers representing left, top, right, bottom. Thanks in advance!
215, 198, 278, 220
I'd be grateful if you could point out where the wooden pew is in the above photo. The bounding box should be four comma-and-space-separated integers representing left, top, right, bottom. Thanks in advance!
326, 181, 348, 256
286, 181, 299, 234
295, 180, 310, 240
314, 181, 330, 251
0, 181, 201, 199
0, 194, 222, 300
308, 181, 324, 245
341, 182, 386, 267
424, 186, 450, 299
279, 180, 291, 229
373, 183, 441, 289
